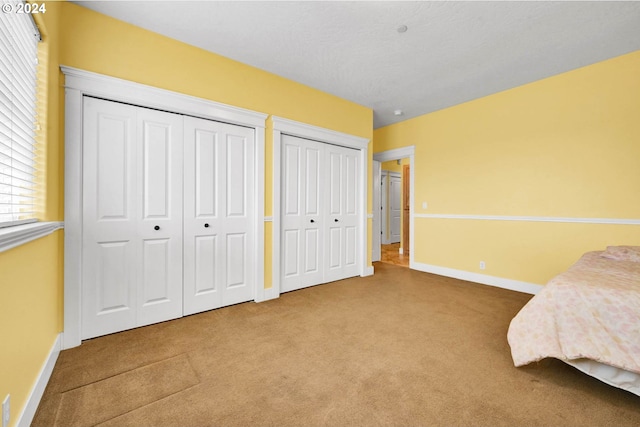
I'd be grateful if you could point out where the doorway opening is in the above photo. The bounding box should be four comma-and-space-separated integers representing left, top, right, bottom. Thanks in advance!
372, 146, 415, 270
380, 159, 409, 267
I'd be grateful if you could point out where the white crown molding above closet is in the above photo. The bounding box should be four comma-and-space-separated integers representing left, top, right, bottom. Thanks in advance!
61, 66, 268, 128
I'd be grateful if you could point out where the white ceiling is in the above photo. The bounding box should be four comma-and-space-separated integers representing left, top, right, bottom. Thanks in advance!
73, 1, 640, 129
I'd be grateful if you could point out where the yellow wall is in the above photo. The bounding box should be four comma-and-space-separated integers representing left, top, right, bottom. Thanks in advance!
0, 234, 63, 427
381, 159, 407, 173
374, 50, 640, 285
0, 4, 64, 426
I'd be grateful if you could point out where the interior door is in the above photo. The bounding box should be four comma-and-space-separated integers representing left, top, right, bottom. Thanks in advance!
389, 174, 402, 243
324, 143, 360, 283
183, 116, 255, 315
82, 97, 183, 339
281, 135, 324, 292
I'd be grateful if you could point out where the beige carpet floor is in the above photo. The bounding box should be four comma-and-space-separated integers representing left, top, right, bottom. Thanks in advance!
33, 263, 640, 426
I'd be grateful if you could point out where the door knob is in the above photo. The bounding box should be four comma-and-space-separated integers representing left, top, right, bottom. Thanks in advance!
334, 219, 339, 222
310, 219, 315, 223
154, 225, 160, 230
204, 223, 210, 228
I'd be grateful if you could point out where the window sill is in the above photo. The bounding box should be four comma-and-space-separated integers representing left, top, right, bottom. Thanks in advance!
0, 221, 64, 253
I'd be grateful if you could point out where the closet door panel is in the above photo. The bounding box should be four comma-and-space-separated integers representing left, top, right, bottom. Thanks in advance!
195, 129, 218, 217
280, 135, 324, 292
136, 108, 184, 327
226, 233, 246, 287
302, 144, 322, 279
183, 117, 255, 314
304, 228, 321, 275
226, 135, 246, 217
184, 119, 224, 314
194, 235, 217, 294
281, 143, 302, 284
141, 238, 171, 302
305, 146, 321, 216
327, 150, 342, 216
283, 229, 300, 279
82, 97, 138, 339
324, 144, 360, 283
283, 144, 301, 217
95, 241, 131, 313
221, 129, 255, 306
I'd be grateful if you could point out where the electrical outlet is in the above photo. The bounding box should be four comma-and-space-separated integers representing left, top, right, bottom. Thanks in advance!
2, 394, 9, 427
479, 261, 486, 270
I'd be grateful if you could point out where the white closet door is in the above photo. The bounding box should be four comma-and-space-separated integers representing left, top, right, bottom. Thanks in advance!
82, 97, 183, 339
389, 174, 402, 244
136, 107, 184, 327
281, 135, 360, 292
183, 116, 255, 315
324, 144, 360, 283
281, 135, 324, 292
82, 97, 138, 339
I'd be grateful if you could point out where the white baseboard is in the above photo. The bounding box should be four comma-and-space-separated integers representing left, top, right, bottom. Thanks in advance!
17, 333, 62, 427
411, 262, 543, 295
399, 248, 404, 255
362, 266, 375, 277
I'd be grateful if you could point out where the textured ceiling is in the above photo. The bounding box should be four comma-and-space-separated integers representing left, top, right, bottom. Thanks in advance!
73, 1, 640, 129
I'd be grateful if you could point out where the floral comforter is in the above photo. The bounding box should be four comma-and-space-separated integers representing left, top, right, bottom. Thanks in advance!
508, 250, 640, 374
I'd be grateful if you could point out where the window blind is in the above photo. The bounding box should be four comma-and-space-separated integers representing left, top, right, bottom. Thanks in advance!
0, 0, 41, 227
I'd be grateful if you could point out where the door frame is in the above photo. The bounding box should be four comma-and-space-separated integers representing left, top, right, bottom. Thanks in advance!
62, 66, 268, 350
371, 160, 381, 262
271, 116, 371, 298
373, 146, 415, 269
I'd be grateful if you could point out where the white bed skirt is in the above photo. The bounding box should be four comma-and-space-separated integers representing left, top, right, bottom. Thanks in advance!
564, 358, 640, 397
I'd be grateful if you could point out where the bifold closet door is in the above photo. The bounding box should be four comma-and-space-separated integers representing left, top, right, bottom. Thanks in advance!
183, 116, 256, 315
281, 135, 359, 292
324, 143, 360, 283
281, 136, 324, 292
82, 97, 184, 340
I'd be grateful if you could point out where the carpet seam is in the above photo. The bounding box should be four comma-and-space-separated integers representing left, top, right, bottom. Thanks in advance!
54, 353, 201, 427
92, 383, 203, 427
56, 352, 191, 394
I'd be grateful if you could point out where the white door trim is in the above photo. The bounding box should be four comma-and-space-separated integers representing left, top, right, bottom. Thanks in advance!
371, 160, 381, 262
62, 66, 268, 349
272, 116, 370, 297
373, 146, 415, 269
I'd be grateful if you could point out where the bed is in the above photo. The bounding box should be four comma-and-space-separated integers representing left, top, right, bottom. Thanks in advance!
507, 246, 640, 396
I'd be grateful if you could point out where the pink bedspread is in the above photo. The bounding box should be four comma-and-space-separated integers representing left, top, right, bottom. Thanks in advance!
508, 251, 640, 374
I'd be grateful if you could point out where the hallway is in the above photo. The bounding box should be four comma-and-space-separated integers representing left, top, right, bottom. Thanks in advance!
379, 243, 409, 267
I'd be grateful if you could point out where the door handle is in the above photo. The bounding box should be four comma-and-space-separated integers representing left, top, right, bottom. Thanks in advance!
334, 219, 339, 222
204, 223, 210, 228
154, 225, 160, 231
310, 219, 315, 223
